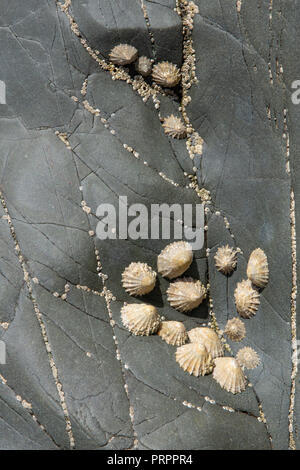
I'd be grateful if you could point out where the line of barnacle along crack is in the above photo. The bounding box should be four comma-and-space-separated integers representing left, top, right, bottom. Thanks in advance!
120, 242, 268, 395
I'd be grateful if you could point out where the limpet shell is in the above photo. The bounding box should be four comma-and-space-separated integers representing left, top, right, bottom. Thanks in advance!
162, 115, 187, 139
157, 241, 193, 279
188, 327, 224, 359
121, 303, 160, 336
224, 318, 246, 342
135, 56, 152, 76
234, 279, 260, 318
236, 347, 260, 369
214, 245, 237, 275
158, 321, 188, 346
176, 343, 213, 377
152, 61, 181, 87
213, 357, 246, 394
167, 278, 206, 312
247, 248, 269, 288
122, 262, 156, 296
109, 44, 138, 65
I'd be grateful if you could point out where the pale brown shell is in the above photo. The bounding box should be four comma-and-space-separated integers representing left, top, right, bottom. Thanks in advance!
135, 56, 152, 76
176, 343, 213, 376
152, 61, 181, 87
188, 327, 224, 359
157, 241, 193, 279
224, 318, 246, 342
109, 44, 138, 65
234, 279, 260, 318
236, 347, 260, 369
121, 303, 160, 336
213, 357, 246, 394
158, 321, 188, 346
247, 248, 269, 288
214, 245, 237, 275
162, 115, 187, 139
122, 262, 156, 296
167, 278, 206, 312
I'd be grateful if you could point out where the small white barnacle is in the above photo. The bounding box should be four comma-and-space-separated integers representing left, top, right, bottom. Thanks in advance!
175, 343, 213, 377
236, 347, 260, 369
167, 278, 206, 312
213, 357, 246, 394
188, 327, 224, 359
158, 321, 188, 346
121, 303, 161, 336
224, 317, 246, 342
109, 44, 138, 65
234, 279, 260, 318
247, 248, 269, 288
214, 245, 237, 275
135, 56, 152, 76
152, 61, 181, 87
162, 115, 187, 139
121, 262, 156, 296
157, 241, 193, 279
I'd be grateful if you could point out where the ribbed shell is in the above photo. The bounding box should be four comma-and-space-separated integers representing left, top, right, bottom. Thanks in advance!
188, 327, 224, 359
158, 321, 188, 346
176, 343, 213, 376
152, 61, 181, 87
135, 56, 152, 76
214, 245, 237, 275
167, 278, 206, 312
109, 44, 138, 65
234, 279, 260, 318
121, 303, 160, 336
162, 115, 187, 139
247, 248, 269, 288
213, 357, 246, 394
224, 318, 246, 342
157, 241, 193, 279
236, 347, 260, 369
122, 262, 156, 296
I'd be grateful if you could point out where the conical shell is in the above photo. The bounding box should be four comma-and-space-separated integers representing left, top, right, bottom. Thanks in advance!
188, 327, 224, 359
121, 303, 160, 336
109, 44, 138, 65
234, 279, 260, 318
135, 56, 152, 76
224, 318, 246, 342
157, 241, 193, 279
162, 115, 187, 139
236, 347, 260, 369
158, 321, 188, 346
213, 357, 246, 394
152, 61, 181, 87
122, 262, 156, 296
167, 278, 206, 312
214, 245, 237, 275
176, 343, 213, 376
247, 248, 269, 288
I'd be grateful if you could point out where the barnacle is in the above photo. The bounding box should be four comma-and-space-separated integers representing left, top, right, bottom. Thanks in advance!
213, 357, 246, 394
247, 248, 269, 288
224, 318, 246, 342
234, 279, 260, 318
157, 241, 193, 279
152, 61, 181, 87
162, 115, 187, 139
109, 44, 138, 65
214, 245, 237, 275
167, 278, 206, 312
158, 321, 188, 346
135, 56, 152, 76
122, 262, 156, 296
188, 327, 224, 359
175, 343, 213, 377
121, 303, 160, 336
236, 347, 260, 369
